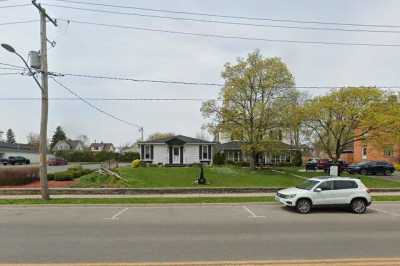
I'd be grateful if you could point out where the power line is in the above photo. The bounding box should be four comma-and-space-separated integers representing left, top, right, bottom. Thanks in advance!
50, 77, 143, 129
52, 71, 400, 90
0, 19, 39, 26
0, 66, 24, 71
56, 72, 224, 86
50, 0, 400, 29
0, 3, 31, 8
0, 62, 25, 69
58, 19, 400, 47
1, 63, 399, 90
0, 97, 216, 101
43, 4, 400, 34
0, 72, 21, 76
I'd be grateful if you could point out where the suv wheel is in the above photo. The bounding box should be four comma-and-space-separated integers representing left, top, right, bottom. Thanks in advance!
296, 199, 312, 214
360, 169, 368, 175
351, 198, 367, 214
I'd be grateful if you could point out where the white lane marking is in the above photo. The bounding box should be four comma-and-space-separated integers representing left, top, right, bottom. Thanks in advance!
105, 207, 129, 220
242, 206, 265, 218
370, 207, 400, 217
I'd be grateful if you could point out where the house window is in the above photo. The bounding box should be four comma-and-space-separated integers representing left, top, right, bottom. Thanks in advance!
384, 146, 394, 157
362, 145, 368, 159
202, 145, 209, 160
144, 145, 151, 159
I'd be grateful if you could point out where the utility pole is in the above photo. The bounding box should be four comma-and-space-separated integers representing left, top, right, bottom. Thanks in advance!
32, 0, 57, 200
139, 127, 144, 141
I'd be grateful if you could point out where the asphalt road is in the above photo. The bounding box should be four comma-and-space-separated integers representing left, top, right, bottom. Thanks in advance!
0, 203, 399, 264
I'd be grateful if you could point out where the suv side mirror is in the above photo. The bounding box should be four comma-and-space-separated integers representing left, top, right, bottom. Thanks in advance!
314, 188, 322, 192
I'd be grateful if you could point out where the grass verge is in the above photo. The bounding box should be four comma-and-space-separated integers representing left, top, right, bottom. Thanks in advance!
0, 195, 399, 205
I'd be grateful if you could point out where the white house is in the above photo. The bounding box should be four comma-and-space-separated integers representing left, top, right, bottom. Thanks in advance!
138, 135, 216, 165
0, 143, 40, 163
53, 139, 85, 152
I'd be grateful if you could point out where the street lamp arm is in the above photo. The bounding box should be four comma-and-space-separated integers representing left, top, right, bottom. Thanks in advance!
13, 51, 45, 94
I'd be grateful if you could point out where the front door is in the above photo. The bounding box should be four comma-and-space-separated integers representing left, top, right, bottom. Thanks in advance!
173, 146, 180, 164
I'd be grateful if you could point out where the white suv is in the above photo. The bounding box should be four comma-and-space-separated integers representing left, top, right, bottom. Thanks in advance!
275, 177, 372, 214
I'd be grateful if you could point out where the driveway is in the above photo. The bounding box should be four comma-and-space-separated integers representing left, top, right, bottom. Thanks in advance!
0, 203, 399, 264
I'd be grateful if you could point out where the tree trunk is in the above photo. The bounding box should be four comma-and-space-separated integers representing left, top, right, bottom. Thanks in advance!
250, 150, 257, 170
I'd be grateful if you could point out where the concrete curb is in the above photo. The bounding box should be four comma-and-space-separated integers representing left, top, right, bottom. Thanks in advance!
0, 187, 400, 195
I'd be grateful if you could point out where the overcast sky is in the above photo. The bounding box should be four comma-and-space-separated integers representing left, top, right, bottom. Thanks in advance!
1, 0, 400, 146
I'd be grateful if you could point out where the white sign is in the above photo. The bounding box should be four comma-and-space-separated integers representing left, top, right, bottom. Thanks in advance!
330, 165, 339, 176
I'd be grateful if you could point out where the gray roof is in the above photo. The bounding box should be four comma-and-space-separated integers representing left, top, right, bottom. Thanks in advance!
0, 142, 37, 153
218, 141, 302, 151
90, 142, 114, 149
218, 141, 244, 151
67, 140, 83, 149
138, 135, 215, 144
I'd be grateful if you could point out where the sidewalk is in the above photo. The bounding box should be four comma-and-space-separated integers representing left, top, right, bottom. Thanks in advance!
1, 191, 400, 199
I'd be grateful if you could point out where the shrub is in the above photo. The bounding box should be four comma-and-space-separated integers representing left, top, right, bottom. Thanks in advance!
0, 167, 39, 186
132, 159, 141, 168
51, 166, 93, 182
292, 150, 303, 167
117, 152, 140, 162
53, 171, 74, 181
213, 152, 225, 165
47, 173, 55, 181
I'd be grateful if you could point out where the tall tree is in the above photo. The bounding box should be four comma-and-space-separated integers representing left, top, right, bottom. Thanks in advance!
50, 126, 67, 149
301, 87, 398, 161
27, 132, 41, 152
201, 50, 295, 168
77, 134, 89, 146
147, 132, 175, 141
6, 129, 16, 144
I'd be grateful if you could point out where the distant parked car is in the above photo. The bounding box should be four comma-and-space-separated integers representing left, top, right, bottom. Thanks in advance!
317, 159, 330, 170
305, 158, 319, 170
347, 160, 395, 176
48, 157, 68, 166
0, 158, 8, 165
8, 156, 30, 165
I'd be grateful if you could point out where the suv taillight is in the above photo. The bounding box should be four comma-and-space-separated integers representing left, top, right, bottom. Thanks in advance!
366, 188, 371, 193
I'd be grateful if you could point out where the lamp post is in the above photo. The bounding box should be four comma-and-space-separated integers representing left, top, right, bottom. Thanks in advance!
1, 43, 49, 200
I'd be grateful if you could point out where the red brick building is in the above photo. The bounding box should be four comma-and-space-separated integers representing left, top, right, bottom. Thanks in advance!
353, 140, 399, 164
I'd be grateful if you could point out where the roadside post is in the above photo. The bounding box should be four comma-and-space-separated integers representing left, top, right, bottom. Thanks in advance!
329, 163, 339, 177
197, 164, 207, 185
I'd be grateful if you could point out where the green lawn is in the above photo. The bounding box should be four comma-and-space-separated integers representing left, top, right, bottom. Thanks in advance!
76, 166, 305, 188
75, 166, 400, 189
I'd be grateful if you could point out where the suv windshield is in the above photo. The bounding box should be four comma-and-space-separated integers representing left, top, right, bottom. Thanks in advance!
296, 180, 319, 190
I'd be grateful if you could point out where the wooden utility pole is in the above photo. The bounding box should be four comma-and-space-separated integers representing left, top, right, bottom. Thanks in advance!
32, 0, 57, 200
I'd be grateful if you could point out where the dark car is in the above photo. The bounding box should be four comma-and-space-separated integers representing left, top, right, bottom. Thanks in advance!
317, 159, 330, 170
48, 157, 68, 166
305, 158, 319, 170
8, 156, 30, 165
0, 158, 8, 165
348, 160, 395, 176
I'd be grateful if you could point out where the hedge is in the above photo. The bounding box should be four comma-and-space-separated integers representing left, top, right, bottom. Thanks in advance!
0, 167, 39, 186
51, 166, 94, 181
54, 151, 139, 163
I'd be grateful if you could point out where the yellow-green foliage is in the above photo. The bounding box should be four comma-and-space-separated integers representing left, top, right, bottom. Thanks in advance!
132, 159, 141, 168
395, 163, 400, 172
